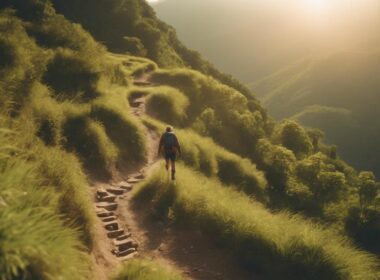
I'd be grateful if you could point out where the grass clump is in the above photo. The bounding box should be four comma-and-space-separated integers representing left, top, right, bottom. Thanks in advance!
0, 129, 91, 280
134, 165, 380, 280
90, 99, 146, 166
145, 86, 189, 125
112, 259, 185, 280
63, 114, 117, 179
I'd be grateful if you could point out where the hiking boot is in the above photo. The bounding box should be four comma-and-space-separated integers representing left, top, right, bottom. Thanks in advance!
171, 172, 175, 181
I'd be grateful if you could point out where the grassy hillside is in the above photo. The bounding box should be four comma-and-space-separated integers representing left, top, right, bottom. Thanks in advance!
251, 51, 380, 177
0, 0, 379, 279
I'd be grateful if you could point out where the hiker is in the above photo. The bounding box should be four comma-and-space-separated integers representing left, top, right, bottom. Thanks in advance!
158, 126, 181, 180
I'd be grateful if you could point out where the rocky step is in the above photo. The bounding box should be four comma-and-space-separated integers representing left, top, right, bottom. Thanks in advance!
102, 216, 116, 223
115, 248, 136, 257
97, 202, 118, 211
97, 195, 117, 203
107, 229, 124, 238
127, 178, 141, 184
116, 233, 132, 241
96, 188, 108, 198
104, 221, 119, 231
96, 211, 114, 218
106, 187, 125, 196
113, 238, 138, 251
115, 182, 133, 191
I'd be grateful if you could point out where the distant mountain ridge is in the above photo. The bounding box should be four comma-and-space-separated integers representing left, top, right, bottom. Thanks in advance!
252, 50, 380, 175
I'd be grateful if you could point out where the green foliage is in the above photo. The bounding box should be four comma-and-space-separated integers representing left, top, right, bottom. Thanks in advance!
274, 120, 313, 157
151, 69, 266, 156
142, 116, 268, 202
145, 86, 189, 125
134, 164, 380, 280
63, 114, 117, 179
0, 129, 91, 280
113, 259, 185, 280
43, 49, 101, 101
90, 99, 147, 165
123, 36, 147, 57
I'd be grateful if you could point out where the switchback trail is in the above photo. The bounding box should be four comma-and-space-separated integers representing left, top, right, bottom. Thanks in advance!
90, 75, 254, 280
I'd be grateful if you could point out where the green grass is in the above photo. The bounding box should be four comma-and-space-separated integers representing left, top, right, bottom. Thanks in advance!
112, 259, 185, 280
142, 116, 268, 202
0, 128, 92, 280
134, 164, 380, 280
145, 86, 189, 125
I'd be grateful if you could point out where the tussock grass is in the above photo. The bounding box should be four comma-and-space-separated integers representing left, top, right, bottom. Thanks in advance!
63, 114, 117, 179
134, 165, 380, 280
35, 146, 95, 246
106, 53, 157, 77
0, 129, 91, 280
112, 259, 185, 280
90, 97, 147, 166
145, 86, 189, 125
142, 116, 267, 201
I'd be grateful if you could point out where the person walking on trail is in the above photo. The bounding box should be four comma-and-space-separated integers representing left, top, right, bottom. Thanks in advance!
158, 126, 181, 180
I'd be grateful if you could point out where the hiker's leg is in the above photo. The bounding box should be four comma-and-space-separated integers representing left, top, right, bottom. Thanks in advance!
170, 156, 176, 180
165, 158, 169, 170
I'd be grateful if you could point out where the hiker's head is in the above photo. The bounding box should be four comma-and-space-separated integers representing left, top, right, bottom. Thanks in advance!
166, 126, 173, 132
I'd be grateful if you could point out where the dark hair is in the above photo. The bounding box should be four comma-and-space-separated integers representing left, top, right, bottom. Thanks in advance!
166, 126, 172, 132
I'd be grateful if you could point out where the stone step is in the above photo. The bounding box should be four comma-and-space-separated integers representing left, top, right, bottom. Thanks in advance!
107, 229, 124, 238
106, 187, 125, 196
113, 238, 138, 251
116, 248, 136, 257
97, 202, 118, 211
119, 252, 138, 261
96, 189, 108, 198
96, 211, 114, 218
104, 221, 119, 231
115, 182, 133, 190
134, 173, 145, 180
127, 178, 141, 184
102, 216, 116, 223
97, 195, 116, 203
116, 233, 132, 241
119, 185, 133, 192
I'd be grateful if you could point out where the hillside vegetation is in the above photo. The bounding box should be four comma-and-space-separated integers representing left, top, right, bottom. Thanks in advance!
0, 1, 379, 279
251, 52, 380, 177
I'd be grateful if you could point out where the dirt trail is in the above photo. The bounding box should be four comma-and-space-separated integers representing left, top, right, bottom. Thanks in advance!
90, 76, 255, 280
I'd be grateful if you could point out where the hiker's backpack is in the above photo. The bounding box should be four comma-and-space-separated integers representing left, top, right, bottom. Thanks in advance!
163, 132, 176, 149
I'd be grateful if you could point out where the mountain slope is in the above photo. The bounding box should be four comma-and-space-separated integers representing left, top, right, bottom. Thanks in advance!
0, 1, 379, 279
252, 51, 380, 176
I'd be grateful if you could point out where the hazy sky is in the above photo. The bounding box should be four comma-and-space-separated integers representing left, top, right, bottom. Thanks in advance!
151, 0, 380, 81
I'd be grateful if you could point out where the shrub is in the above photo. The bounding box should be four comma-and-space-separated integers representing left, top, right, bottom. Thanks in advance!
0, 128, 91, 280
90, 101, 146, 166
217, 151, 268, 202
62, 114, 117, 179
112, 259, 184, 280
145, 86, 189, 125
134, 164, 380, 280
43, 49, 101, 101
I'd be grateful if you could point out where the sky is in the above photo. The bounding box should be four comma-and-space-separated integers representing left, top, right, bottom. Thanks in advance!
150, 0, 380, 81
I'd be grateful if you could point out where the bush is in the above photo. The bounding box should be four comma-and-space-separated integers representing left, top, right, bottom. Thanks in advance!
63, 114, 117, 179
113, 259, 184, 280
0, 128, 91, 280
43, 49, 101, 101
134, 164, 380, 280
90, 101, 146, 166
145, 86, 189, 125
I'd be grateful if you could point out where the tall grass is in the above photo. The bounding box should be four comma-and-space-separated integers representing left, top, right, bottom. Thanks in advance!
142, 116, 268, 202
134, 164, 380, 280
0, 128, 92, 280
112, 259, 185, 280
145, 86, 189, 125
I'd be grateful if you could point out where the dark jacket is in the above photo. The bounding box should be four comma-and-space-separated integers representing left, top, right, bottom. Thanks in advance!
158, 132, 181, 155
